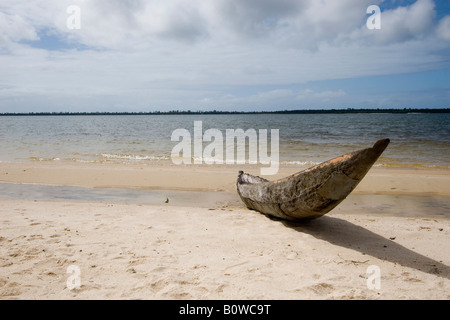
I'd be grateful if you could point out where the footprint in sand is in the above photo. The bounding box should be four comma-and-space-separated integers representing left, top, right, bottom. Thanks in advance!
0, 279, 21, 297
286, 252, 298, 260
307, 282, 335, 295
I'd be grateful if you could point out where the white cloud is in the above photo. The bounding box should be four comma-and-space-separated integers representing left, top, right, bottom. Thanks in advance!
373, 0, 436, 44
436, 15, 450, 41
346, 0, 436, 45
0, 11, 38, 44
0, 0, 443, 49
0, 0, 448, 111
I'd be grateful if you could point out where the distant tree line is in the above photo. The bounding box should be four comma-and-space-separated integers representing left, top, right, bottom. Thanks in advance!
0, 108, 449, 116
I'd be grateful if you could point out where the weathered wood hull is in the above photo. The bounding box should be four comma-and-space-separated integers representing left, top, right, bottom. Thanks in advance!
236, 138, 390, 220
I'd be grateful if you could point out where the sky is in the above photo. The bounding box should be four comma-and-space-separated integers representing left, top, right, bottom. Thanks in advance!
0, 0, 449, 112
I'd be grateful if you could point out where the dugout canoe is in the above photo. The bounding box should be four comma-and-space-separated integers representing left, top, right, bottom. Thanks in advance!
236, 138, 390, 220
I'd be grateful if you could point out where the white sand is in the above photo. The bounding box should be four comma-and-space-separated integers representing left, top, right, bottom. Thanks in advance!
0, 199, 449, 299
0, 162, 449, 299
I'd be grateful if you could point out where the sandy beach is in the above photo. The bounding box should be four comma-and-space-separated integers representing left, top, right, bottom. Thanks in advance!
3, 0, 450, 305
0, 161, 449, 299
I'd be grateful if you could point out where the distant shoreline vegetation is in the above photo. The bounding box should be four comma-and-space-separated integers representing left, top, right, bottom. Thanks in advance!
0, 108, 449, 116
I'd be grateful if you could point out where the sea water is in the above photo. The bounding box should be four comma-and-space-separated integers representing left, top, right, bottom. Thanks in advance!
0, 113, 448, 168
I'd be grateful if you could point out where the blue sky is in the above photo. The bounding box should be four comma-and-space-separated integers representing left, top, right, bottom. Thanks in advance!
0, 0, 449, 112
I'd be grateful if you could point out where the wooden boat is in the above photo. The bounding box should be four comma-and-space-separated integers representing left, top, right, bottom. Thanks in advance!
236, 138, 390, 220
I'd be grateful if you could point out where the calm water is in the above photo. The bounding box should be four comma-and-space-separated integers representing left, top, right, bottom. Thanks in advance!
0, 113, 448, 168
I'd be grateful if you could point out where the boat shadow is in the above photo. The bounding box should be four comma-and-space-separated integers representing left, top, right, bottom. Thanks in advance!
275, 215, 450, 279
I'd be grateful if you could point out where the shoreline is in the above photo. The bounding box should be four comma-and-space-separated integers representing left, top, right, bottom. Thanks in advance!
1, 161, 449, 196
1, 184, 448, 219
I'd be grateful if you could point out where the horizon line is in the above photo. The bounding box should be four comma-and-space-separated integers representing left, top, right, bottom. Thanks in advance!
1, 107, 449, 116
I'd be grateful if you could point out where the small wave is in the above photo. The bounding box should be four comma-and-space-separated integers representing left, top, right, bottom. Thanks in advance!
99, 153, 170, 161
375, 162, 450, 169
28, 157, 61, 161
280, 160, 320, 166
69, 158, 97, 163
